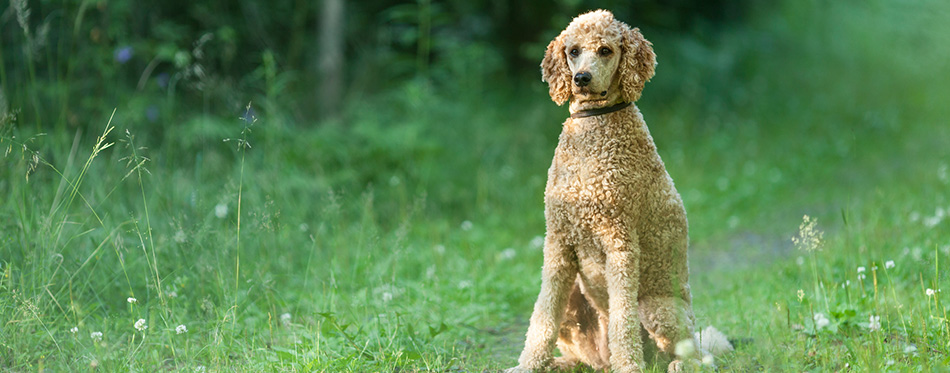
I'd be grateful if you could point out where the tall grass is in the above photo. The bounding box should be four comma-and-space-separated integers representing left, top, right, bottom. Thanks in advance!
2, 0, 950, 371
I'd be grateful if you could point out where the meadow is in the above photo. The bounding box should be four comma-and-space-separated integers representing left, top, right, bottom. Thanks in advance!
2, 0, 950, 371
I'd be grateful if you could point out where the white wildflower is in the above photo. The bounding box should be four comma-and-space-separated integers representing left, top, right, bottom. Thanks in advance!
176, 324, 188, 334
904, 344, 917, 354
674, 338, 696, 357
460, 220, 473, 231
382, 292, 393, 302
926, 288, 936, 297
857, 266, 866, 273
529, 235, 544, 250
868, 315, 881, 332
70, 327, 78, 334
215, 203, 228, 218
857, 273, 866, 280
173, 229, 186, 243
885, 260, 895, 269
195, 366, 206, 373
168, 291, 178, 298
127, 297, 137, 304
886, 359, 895, 366
134, 318, 148, 331
90, 331, 103, 342
727, 215, 740, 229
280, 313, 291, 326
814, 313, 830, 329
924, 207, 945, 228
500, 248, 516, 260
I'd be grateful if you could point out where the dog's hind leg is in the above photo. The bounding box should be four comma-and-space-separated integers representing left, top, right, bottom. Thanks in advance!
556, 278, 610, 371
638, 296, 698, 372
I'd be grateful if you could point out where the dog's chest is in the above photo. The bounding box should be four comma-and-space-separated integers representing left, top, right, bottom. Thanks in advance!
546, 121, 634, 206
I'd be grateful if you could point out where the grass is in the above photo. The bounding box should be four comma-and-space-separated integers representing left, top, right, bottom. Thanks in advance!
2, 0, 950, 371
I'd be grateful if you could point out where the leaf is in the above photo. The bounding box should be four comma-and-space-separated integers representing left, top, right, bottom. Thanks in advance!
428, 322, 448, 338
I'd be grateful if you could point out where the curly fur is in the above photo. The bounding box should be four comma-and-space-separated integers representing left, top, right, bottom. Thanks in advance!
509, 10, 727, 373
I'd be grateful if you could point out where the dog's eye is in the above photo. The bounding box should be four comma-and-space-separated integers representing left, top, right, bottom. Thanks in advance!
569, 48, 580, 57
598, 47, 612, 56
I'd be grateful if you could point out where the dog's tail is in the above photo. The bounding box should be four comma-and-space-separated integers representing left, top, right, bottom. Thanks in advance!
695, 326, 733, 357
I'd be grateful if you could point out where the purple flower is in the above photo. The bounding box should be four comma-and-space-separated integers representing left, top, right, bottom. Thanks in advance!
114, 46, 133, 64
156, 72, 169, 89
242, 106, 256, 124
146, 105, 159, 123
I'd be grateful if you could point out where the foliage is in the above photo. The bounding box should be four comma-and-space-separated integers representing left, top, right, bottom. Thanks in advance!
1, 0, 950, 371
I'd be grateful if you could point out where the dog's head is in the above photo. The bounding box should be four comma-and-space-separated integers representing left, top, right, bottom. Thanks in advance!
541, 10, 656, 106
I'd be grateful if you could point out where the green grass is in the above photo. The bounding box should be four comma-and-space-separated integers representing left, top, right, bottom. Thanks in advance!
3, 0, 950, 371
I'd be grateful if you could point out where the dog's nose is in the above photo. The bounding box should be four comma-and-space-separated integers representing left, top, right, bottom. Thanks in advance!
574, 72, 592, 87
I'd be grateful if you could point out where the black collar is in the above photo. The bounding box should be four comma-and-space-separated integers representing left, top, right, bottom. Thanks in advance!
570, 102, 632, 119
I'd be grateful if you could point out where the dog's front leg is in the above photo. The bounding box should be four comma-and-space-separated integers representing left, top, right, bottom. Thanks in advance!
604, 232, 643, 373
511, 234, 577, 372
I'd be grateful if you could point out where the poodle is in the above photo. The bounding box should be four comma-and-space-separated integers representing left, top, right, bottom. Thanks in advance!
507, 10, 730, 373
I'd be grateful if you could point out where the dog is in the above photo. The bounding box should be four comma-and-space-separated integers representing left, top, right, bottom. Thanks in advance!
507, 10, 730, 373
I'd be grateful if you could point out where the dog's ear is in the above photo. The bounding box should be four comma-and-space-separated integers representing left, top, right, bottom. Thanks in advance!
541, 33, 572, 106
620, 27, 656, 103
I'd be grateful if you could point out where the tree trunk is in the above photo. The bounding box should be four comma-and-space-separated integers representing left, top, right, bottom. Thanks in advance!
318, 0, 344, 122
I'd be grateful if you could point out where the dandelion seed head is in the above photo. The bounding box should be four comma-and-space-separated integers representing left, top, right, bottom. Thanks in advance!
814, 313, 830, 329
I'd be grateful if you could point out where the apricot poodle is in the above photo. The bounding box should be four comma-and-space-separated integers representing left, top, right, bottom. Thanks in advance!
507, 10, 730, 373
